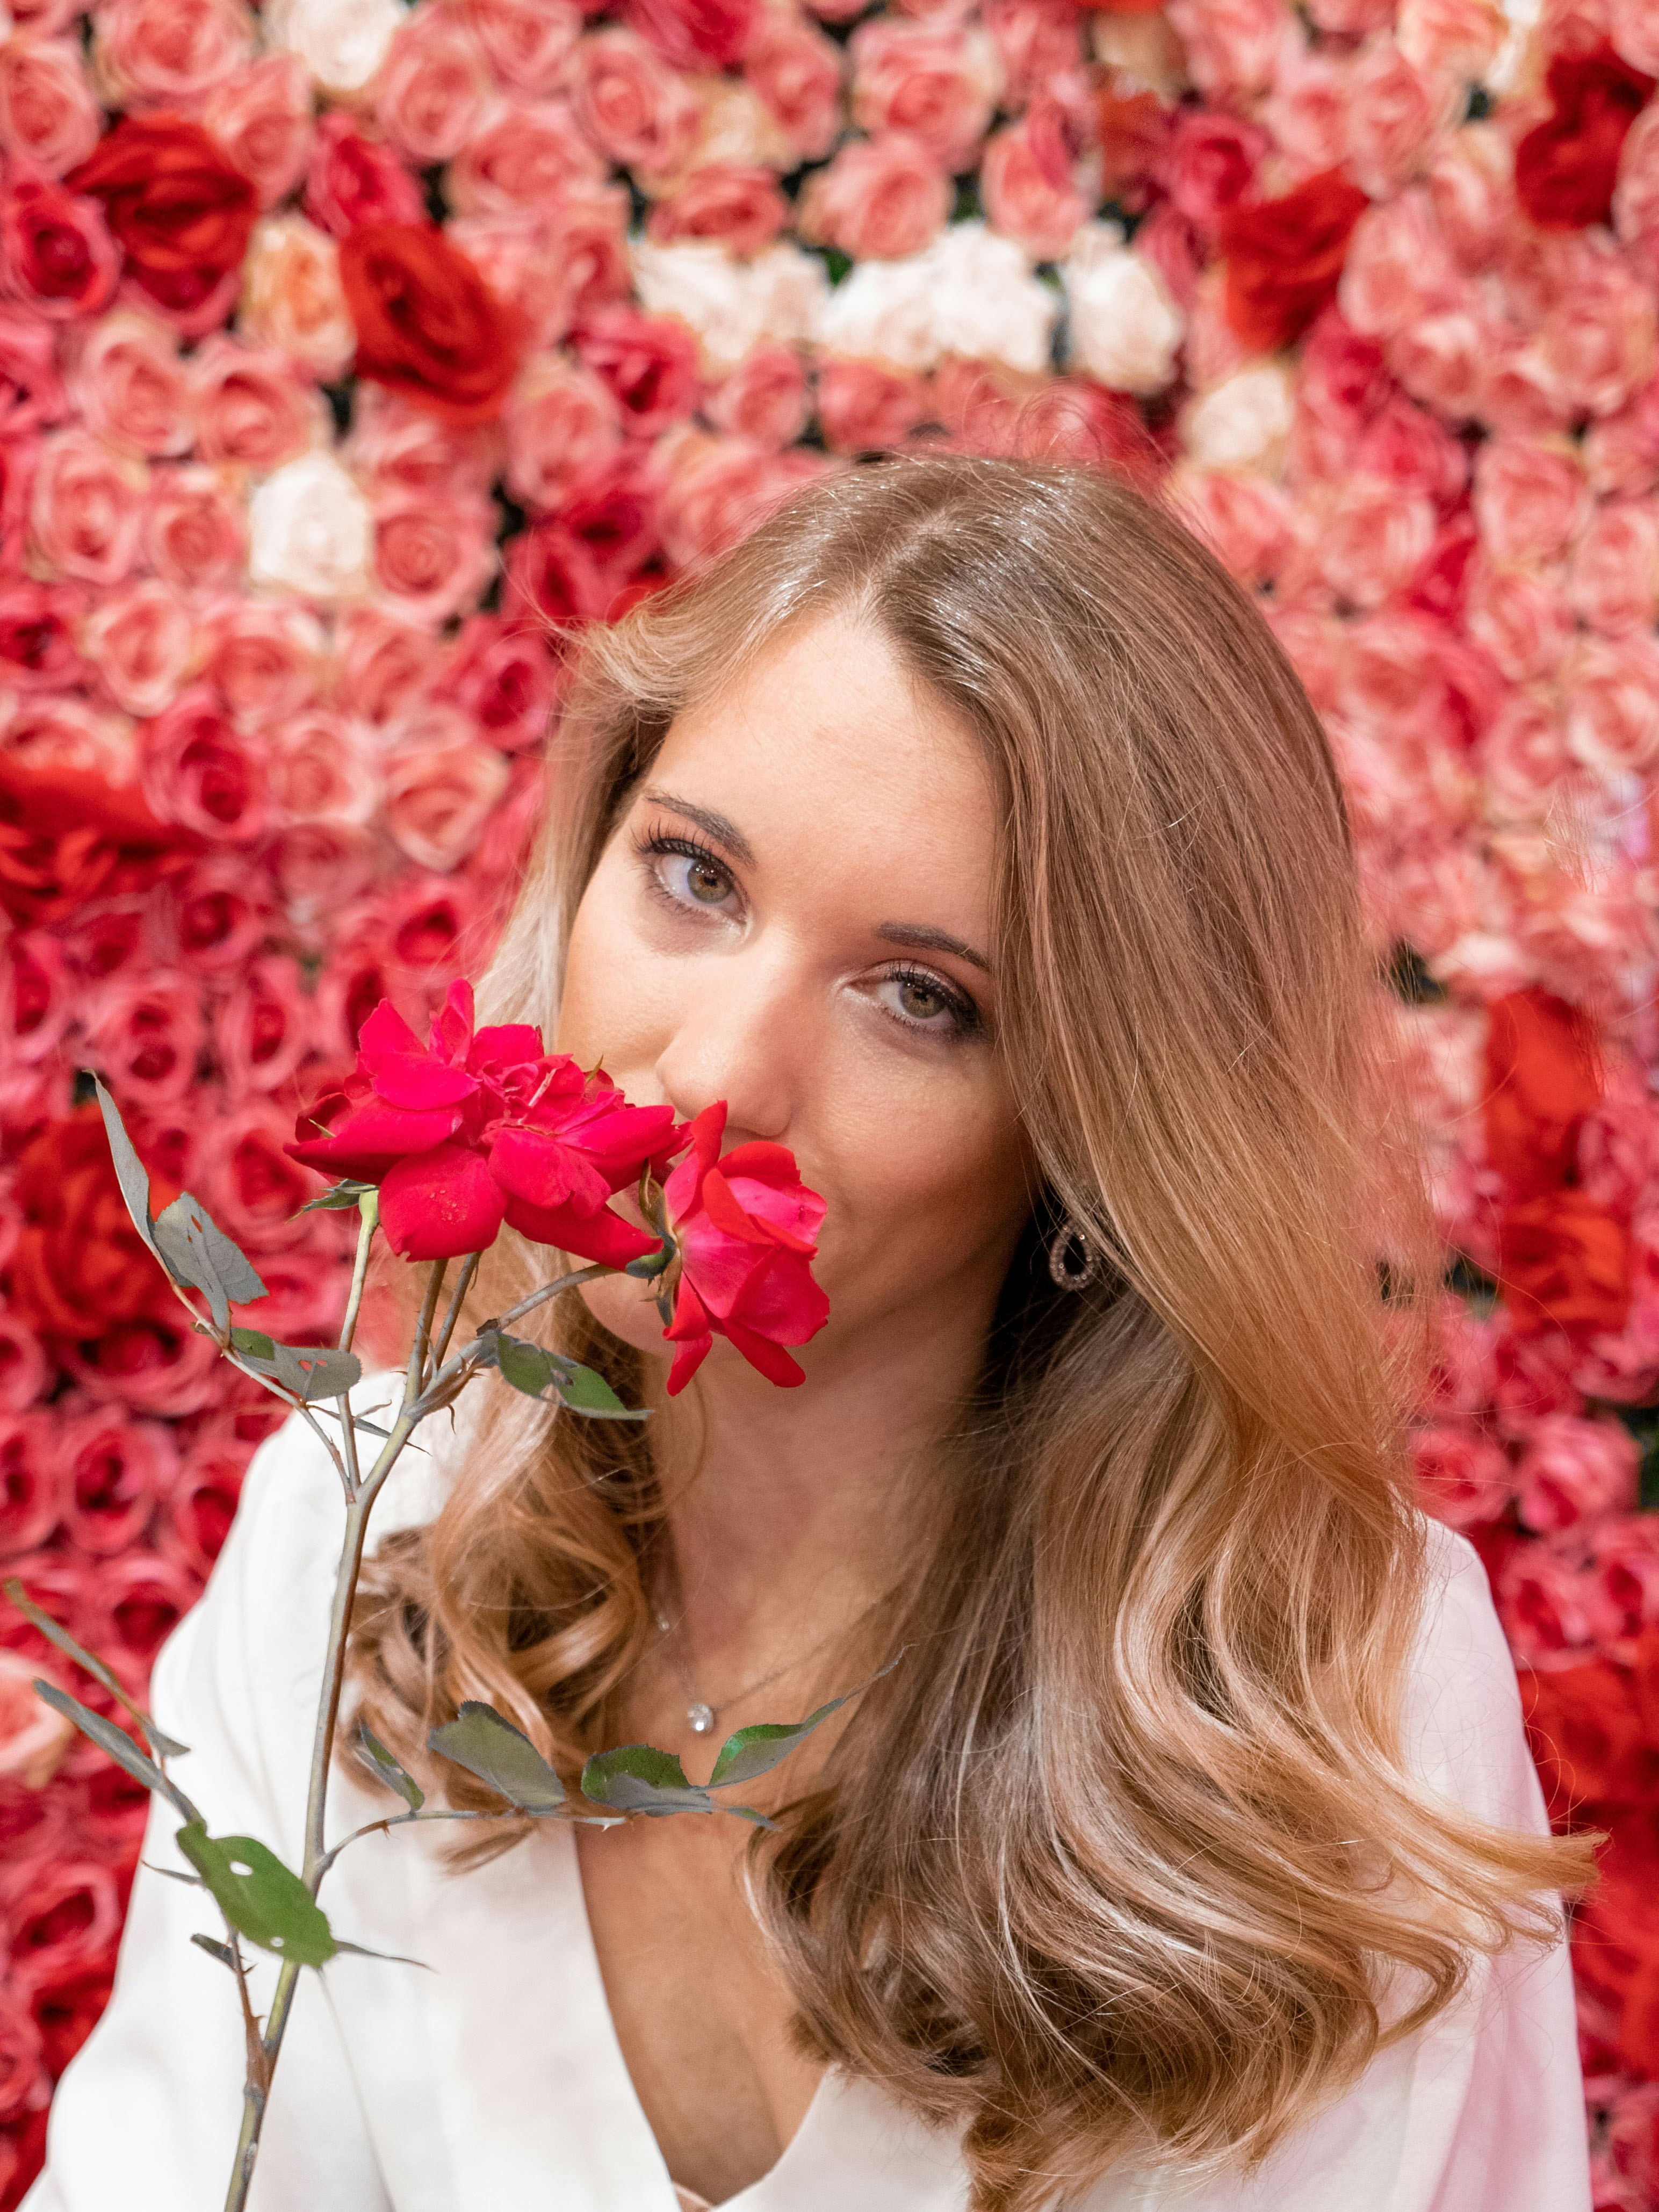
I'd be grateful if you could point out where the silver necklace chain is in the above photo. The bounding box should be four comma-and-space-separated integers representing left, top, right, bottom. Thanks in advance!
651, 1593, 882, 1738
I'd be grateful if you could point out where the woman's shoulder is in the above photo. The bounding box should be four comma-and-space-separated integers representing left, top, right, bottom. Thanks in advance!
1399, 1514, 1545, 1832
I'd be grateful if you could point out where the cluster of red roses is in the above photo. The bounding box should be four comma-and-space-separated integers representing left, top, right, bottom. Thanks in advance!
3, 0, 1659, 2198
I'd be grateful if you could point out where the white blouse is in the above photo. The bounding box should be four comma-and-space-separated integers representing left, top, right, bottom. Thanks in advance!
27, 1381, 1592, 2212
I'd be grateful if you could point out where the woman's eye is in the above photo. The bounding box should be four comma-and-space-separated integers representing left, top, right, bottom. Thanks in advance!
876, 970, 974, 1037
647, 838, 736, 910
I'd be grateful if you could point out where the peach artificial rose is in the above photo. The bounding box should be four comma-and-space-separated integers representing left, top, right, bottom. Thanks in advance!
91, 0, 254, 107
1345, 37, 1455, 201
981, 113, 1091, 262
566, 27, 700, 175
706, 342, 810, 449
446, 96, 605, 217
144, 462, 246, 594
0, 37, 101, 177
1535, 241, 1658, 420
1337, 186, 1462, 338
201, 599, 327, 728
1464, 557, 1575, 683
814, 354, 929, 455
1166, 0, 1287, 104
239, 214, 355, 384
646, 164, 791, 256
81, 578, 194, 716
848, 18, 997, 170
505, 356, 623, 509
465, 0, 583, 92
1426, 122, 1515, 273
376, 8, 493, 165
68, 310, 191, 458
373, 494, 497, 629
28, 428, 148, 587
191, 335, 321, 471
266, 707, 380, 827
745, 11, 845, 165
1562, 632, 1659, 776
1567, 496, 1659, 636
383, 730, 511, 873
204, 53, 314, 210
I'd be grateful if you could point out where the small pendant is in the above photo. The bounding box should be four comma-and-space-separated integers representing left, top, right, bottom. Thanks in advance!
687, 1701, 715, 1735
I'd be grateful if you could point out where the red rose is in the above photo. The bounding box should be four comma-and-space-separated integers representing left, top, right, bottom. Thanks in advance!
68, 113, 257, 325
1220, 168, 1370, 354
303, 113, 424, 240
0, 171, 117, 320
338, 222, 525, 427
1498, 1187, 1633, 1341
662, 1100, 830, 1393
5, 1106, 179, 1339
1484, 988, 1603, 1199
1516, 42, 1655, 232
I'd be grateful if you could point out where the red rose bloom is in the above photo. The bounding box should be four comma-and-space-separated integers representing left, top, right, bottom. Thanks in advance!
0, 172, 118, 321
287, 979, 674, 1266
1496, 1188, 1632, 1341
1483, 989, 1603, 1200
67, 113, 257, 322
662, 1101, 830, 1394
1516, 42, 1655, 232
338, 223, 525, 427
5, 1107, 181, 1341
1219, 168, 1371, 354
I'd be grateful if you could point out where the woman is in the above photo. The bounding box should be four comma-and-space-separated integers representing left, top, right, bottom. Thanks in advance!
31, 459, 1593, 2211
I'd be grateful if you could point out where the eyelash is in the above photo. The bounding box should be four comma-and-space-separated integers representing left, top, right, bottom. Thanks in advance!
633, 828, 983, 1043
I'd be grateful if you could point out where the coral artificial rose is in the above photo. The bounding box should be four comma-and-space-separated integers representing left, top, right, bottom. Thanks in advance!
1516, 1414, 1640, 1534
799, 132, 950, 264
0, 38, 102, 176
5, 1107, 181, 1338
504, 358, 621, 510
91, 0, 254, 107
574, 305, 701, 435
145, 462, 246, 593
706, 343, 810, 450
981, 113, 1090, 261
339, 223, 525, 428
849, 20, 996, 170
1345, 35, 1452, 201
1428, 123, 1516, 272
1537, 242, 1657, 419
204, 601, 325, 728
1337, 185, 1462, 339
68, 114, 257, 329
566, 28, 701, 176
377, 9, 492, 165
81, 580, 194, 717
626, 0, 758, 73
467, 0, 583, 92
1261, 41, 1352, 179
1472, 435, 1591, 566
0, 1649, 74, 1786
744, 12, 843, 165
646, 165, 790, 256
374, 496, 496, 628
1516, 41, 1654, 232
191, 335, 318, 470
205, 52, 314, 209
345, 385, 496, 505
28, 429, 148, 586
266, 709, 379, 829
1166, 0, 1286, 103
658, 433, 827, 566
662, 1099, 829, 1393
239, 215, 355, 384
335, 603, 442, 724
1220, 168, 1371, 353
1410, 1422, 1513, 1529
816, 355, 928, 455
446, 97, 604, 218
1563, 633, 1659, 774
0, 173, 119, 322
1465, 559, 1574, 683
303, 113, 424, 240
286, 980, 675, 1267
68, 311, 190, 458
1314, 477, 1437, 608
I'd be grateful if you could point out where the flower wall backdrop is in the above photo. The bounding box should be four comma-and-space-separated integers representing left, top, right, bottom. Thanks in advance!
0, 0, 1656, 2198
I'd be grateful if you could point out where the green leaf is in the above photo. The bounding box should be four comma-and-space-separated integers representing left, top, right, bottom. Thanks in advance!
33, 1681, 198, 1823
555, 1362, 646, 1420
478, 1328, 646, 1421
92, 1076, 166, 1269
298, 1180, 377, 1213
152, 1192, 266, 1332
427, 1702, 565, 1814
175, 1826, 336, 1968
3, 1579, 189, 1758
580, 1744, 713, 1818
706, 1695, 850, 1791
357, 1722, 424, 1811
229, 1330, 362, 1403
191, 1933, 237, 1971
331, 1940, 432, 1970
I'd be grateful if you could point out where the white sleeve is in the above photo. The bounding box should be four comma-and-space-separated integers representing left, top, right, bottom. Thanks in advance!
1092, 1523, 1590, 2212
23, 1385, 421, 2212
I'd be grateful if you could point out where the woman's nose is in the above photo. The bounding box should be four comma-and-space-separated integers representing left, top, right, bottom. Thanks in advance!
653, 939, 802, 1145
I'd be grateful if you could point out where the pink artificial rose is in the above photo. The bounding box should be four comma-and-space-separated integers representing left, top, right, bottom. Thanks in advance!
981, 111, 1090, 261
344, 385, 496, 506
205, 52, 313, 207
67, 309, 191, 459
269, 820, 377, 925
574, 305, 699, 437
1475, 334, 1576, 439
383, 732, 511, 873
91, 0, 253, 106
1568, 496, 1659, 635
1537, 242, 1659, 421
1496, 1539, 1619, 1666
199, 1101, 318, 1250
139, 685, 268, 842
144, 463, 246, 594
1338, 186, 1462, 340
1170, 467, 1296, 591
1562, 632, 1659, 775
1472, 435, 1591, 566
1386, 305, 1487, 421
506, 356, 622, 509
444, 190, 631, 352
1354, 392, 1468, 504
376, 7, 492, 165
1396, 0, 1506, 78
848, 19, 994, 170
466, 0, 584, 92
28, 428, 147, 586
81, 579, 194, 717
799, 132, 950, 263
2, 693, 128, 779
0, 1646, 73, 1786
58, 1404, 176, 1557
267, 708, 379, 841
1345, 38, 1449, 200
503, 516, 605, 629
706, 343, 810, 451
1261, 41, 1353, 178
0, 168, 117, 323
1427, 122, 1516, 272
0, 38, 101, 177
440, 615, 561, 754
446, 95, 604, 217
303, 113, 424, 240
746, 11, 844, 165
1160, 110, 1267, 232
0, 1414, 61, 1555
0, 1317, 50, 1416
1615, 99, 1659, 251
1424, 1293, 1496, 1420
156, 852, 273, 971
0, 304, 66, 434
625, 0, 759, 74
336, 604, 443, 727
1590, 1516, 1659, 1644
1410, 1422, 1513, 1529
1610, 0, 1659, 76
1515, 1413, 1639, 1533
1465, 558, 1574, 683
1167, 0, 1288, 103
982, 0, 1081, 108
70, 1548, 198, 1680
646, 164, 790, 257
659, 433, 828, 568
203, 599, 326, 728
83, 968, 204, 1106
0, 579, 88, 690
662, 1099, 830, 1392
238, 214, 355, 384
566, 27, 699, 176
190, 335, 318, 471
1312, 477, 1437, 609
374, 495, 496, 630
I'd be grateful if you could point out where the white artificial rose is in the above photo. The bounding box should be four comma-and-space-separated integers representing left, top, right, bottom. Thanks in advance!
631, 240, 826, 374
248, 452, 373, 602
265, 0, 406, 95
817, 253, 940, 372
928, 221, 1057, 376
1063, 222, 1184, 395
240, 215, 356, 382
1182, 362, 1295, 473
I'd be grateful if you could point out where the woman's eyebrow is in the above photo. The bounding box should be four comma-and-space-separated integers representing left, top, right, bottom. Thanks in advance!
876, 921, 992, 974
638, 788, 755, 867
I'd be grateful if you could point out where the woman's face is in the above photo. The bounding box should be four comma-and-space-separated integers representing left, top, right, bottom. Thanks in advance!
557, 610, 1036, 1392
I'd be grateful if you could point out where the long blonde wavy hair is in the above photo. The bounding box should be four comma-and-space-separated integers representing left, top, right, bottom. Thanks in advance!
350, 457, 1594, 2211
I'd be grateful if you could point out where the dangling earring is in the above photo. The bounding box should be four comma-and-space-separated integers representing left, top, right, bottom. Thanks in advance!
1047, 1214, 1101, 1290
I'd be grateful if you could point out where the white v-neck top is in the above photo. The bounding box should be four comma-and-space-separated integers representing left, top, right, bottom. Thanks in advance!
27, 1380, 1591, 2212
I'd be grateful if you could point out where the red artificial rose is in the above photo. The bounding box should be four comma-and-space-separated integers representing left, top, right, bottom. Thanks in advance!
1498, 1187, 1633, 1341
5, 1106, 178, 1340
573, 306, 699, 438
0, 1412, 61, 1558
1523, 1656, 1655, 1825
287, 979, 674, 1266
338, 223, 525, 427
625, 0, 758, 72
1219, 167, 1371, 354
662, 1100, 830, 1394
303, 113, 424, 240
67, 113, 256, 322
0, 171, 117, 321
1516, 42, 1655, 232
1484, 988, 1603, 1199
